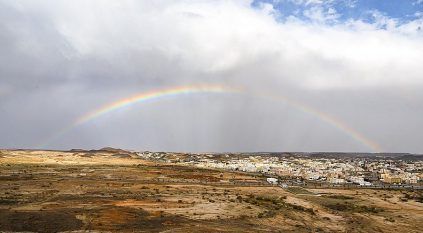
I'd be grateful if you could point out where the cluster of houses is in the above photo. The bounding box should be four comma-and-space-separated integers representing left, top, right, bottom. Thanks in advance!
138, 151, 422, 187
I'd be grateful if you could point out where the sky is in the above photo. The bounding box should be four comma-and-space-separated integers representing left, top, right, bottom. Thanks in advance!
0, 0, 422, 153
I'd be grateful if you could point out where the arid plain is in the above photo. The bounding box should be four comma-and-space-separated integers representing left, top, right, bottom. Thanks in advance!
0, 149, 422, 232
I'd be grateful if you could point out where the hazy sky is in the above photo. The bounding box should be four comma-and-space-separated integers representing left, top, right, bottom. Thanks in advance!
1, 0, 423, 153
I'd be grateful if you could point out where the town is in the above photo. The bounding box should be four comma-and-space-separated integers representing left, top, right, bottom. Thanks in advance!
139, 152, 423, 189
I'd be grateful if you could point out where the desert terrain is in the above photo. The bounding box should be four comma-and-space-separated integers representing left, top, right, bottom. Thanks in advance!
0, 149, 422, 232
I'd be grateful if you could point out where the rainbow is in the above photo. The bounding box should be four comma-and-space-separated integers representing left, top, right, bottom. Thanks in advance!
38, 84, 382, 152
254, 91, 382, 152
38, 84, 240, 147
75, 85, 240, 126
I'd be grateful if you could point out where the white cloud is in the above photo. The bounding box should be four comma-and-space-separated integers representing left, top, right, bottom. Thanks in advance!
303, 6, 339, 23
3, 0, 423, 90
285, 0, 327, 6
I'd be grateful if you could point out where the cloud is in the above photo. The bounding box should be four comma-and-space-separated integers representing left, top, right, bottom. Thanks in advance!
1, 0, 422, 91
283, 0, 327, 6
0, 0, 423, 152
303, 6, 339, 23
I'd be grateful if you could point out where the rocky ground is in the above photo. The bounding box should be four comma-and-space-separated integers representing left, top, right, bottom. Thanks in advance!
0, 149, 422, 232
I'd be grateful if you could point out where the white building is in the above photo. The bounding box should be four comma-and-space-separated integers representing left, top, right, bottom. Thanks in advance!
329, 178, 345, 184
267, 177, 278, 185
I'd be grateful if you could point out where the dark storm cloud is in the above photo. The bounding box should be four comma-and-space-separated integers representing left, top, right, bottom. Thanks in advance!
0, 3, 75, 92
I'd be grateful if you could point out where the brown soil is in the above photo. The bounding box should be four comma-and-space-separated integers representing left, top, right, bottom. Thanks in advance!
0, 149, 422, 232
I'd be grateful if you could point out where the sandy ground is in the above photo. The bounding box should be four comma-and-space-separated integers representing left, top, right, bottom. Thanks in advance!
0, 149, 422, 232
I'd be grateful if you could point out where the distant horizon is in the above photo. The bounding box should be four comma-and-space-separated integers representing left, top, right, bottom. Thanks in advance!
2, 147, 423, 156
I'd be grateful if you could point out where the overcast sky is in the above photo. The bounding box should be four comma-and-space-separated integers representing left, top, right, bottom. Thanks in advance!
1, 0, 423, 153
